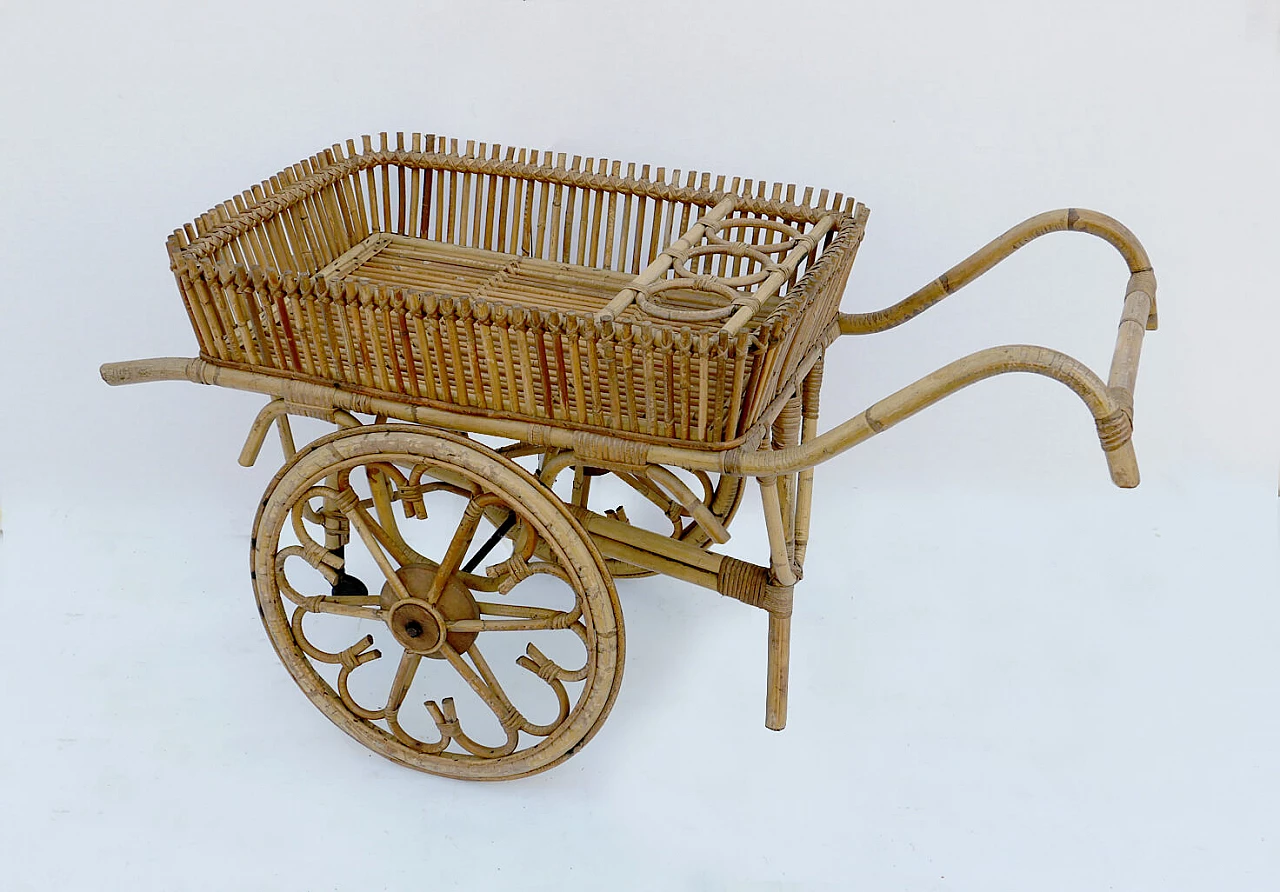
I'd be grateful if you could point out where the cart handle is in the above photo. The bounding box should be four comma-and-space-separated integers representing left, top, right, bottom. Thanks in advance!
836, 207, 1158, 334
725, 332, 1149, 487
740, 207, 1158, 488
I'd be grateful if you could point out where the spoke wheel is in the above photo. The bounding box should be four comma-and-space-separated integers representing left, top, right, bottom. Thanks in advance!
251, 425, 624, 780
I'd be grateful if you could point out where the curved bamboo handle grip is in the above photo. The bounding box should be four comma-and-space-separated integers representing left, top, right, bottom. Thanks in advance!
823, 208, 1157, 488
837, 208, 1158, 335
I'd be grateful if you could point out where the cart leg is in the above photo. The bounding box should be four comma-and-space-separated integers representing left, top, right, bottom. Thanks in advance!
758, 476, 798, 730
793, 359, 824, 568
772, 396, 803, 556
766, 612, 791, 730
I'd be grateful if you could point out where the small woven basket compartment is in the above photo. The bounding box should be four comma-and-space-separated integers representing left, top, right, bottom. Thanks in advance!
168, 133, 868, 447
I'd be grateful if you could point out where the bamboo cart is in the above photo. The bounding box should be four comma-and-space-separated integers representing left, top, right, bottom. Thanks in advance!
101, 134, 1157, 780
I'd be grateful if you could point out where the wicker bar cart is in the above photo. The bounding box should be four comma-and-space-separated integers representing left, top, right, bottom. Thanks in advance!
101, 133, 1157, 780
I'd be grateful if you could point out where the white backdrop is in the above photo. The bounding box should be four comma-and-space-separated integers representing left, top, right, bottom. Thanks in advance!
2, 1, 1279, 889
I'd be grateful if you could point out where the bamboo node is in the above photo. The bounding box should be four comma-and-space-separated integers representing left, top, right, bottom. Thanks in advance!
527, 425, 556, 448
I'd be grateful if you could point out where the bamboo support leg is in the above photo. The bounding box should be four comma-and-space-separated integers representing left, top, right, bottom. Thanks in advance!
766, 612, 791, 731
759, 479, 797, 587
792, 425, 817, 568
793, 359, 824, 568
758, 476, 797, 730
772, 395, 802, 557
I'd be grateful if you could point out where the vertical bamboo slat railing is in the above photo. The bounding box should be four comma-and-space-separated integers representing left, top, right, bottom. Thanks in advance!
164, 133, 866, 451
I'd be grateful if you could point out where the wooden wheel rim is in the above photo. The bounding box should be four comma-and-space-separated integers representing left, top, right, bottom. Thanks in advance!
251, 425, 624, 780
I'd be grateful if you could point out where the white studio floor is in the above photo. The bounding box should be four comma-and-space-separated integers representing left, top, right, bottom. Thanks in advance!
2, 463, 1276, 891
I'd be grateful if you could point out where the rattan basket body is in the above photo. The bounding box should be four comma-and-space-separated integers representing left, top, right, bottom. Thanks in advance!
169, 133, 867, 449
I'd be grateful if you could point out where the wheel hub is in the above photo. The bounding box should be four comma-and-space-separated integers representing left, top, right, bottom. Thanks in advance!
382, 564, 479, 657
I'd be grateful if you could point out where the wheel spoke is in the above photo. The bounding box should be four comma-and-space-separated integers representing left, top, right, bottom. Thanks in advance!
301, 596, 383, 622
474, 601, 564, 619
435, 642, 523, 756
385, 650, 422, 716
448, 616, 575, 633
425, 498, 486, 605
440, 641, 525, 735
332, 484, 416, 604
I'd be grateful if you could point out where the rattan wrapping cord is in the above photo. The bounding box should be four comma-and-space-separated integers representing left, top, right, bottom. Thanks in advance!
1095, 409, 1134, 452
571, 432, 649, 470
772, 396, 803, 450
716, 556, 794, 616
801, 358, 824, 420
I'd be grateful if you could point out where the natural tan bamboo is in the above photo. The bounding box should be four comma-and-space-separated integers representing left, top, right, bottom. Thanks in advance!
837, 208, 1158, 335
765, 612, 791, 731
598, 195, 738, 321
792, 359, 823, 569
104, 135, 1158, 779
719, 343, 1142, 486
588, 535, 719, 591
643, 465, 731, 545
758, 478, 798, 587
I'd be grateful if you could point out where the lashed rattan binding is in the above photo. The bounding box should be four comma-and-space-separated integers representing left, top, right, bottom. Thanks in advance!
170, 132, 867, 449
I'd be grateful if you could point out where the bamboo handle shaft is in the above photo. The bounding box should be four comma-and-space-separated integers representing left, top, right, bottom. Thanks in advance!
1108, 274, 1154, 407
100, 357, 204, 386
1095, 273, 1154, 489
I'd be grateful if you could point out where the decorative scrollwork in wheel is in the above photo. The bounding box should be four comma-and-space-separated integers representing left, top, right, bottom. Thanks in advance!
251, 425, 624, 779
